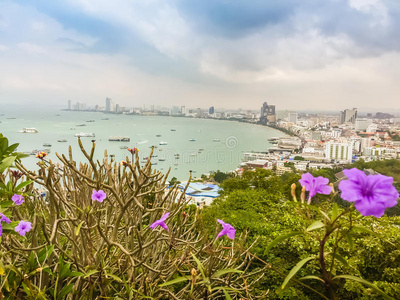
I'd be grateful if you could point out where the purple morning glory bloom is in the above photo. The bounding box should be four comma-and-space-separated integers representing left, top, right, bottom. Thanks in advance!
11, 194, 24, 206
149, 212, 170, 231
217, 219, 236, 240
14, 220, 32, 236
299, 173, 332, 204
0, 213, 11, 224
91, 189, 106, 202
339, 168, 399, 218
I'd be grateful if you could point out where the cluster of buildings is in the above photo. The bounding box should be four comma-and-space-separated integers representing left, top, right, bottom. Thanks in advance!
239, 107, 400, 175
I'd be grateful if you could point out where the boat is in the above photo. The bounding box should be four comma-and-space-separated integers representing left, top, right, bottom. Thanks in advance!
199, 148, 204, 151
18, 128, 38, 133
77, 124, 86, 127
189, 138, 196, 142
75, 132, 95, 137
101, 118, 109, 120
86, 120, 95, 122
213, 138, 220, 142
159, 141, 168, 145
174, 163, 178, 166
171, 129, 176, 131
109, 136, 130, 142
152, 162, 158, 165
58, 139, 67, 142
43, 143, 52, 147
268, 137, 279, 142
159, 158, 166, 161
156, 134, 161, 137
120, 145, 128, 149
190, 153, 197, 156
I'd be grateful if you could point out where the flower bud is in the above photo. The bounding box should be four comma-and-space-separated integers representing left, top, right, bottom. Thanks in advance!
329, 183, 334, 194
291, 183, 297, 202
300, 186, 306, 204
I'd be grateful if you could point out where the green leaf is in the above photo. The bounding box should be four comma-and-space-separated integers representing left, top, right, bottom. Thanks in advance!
211, 269, 243, 279
0, 156, 16, 173
38, 245, 55, 264
192, 253, 206, 278
58, 283, 74, 299
6, 143, 19, 154
306, 221, 325, 232
333, 275, 394, 300
331, 203, 339, 220
319, 210, 331, 222
69, 271, 84, 277
59, 263, 71, 280
75, 221, 85, 236
105, 273, 123, 283
299, 275, 325, 283
223, 288, 233, 300
326, 252, 349, 267
84, 269, 99, 278
352, 225, 380, 237
14, 180, 33, 192
281, 256, 316, 290
264, 231, 304, 254
346, 232, 354, 250
158, 276, 190, 287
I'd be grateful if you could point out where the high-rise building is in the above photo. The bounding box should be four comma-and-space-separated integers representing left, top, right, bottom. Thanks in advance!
105, 98, 114, 112
171, 106, 180, 116
209, 106, 215, 114
325, 142, 353, 163
340, 108, 357, 124
355, 118, 372, 131
260, 102, 276, 124
180, 106, 186, 115
288, 113, 298, 124
68, 100, 71, 110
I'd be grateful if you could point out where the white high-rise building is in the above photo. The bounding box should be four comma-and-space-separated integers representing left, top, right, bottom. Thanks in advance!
288, 113, 298, 124
340, 108, 357, 124
68, 100, 72, 110
355, 118, 372, 131
105, 98, 114, 112
325, 142, 353, 163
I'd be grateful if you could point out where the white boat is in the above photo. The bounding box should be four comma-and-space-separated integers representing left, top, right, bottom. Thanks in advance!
18, 128, 38, 133
75, 132, 95, 137
159, 141, 168, 145
120, 145, 128, 149
109, 136, 130, 142
213, 138, 220, 142
58, 139, 67, 142
189, 138, 196, 142
43, 143, 52, 147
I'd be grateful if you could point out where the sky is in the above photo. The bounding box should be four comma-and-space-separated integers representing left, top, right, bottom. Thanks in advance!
1, 0, 400, 111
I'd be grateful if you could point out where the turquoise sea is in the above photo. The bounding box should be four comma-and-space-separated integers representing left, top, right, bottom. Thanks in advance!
0, 105, 285, 180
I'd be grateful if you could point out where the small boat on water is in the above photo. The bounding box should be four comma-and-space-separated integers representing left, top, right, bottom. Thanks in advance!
159, 141, 168, 145
75, 132, 95, 137
156, 134, 161, 137
101, 118, 109, 120
171, 129, 176, 131
77, 124, 86, 127
109, 136, 130, 142
43, 143, 52, 147
159, 158, 166, 161
213, 138, 220, 142
58, 139, 67, 142
19, 128, 38, 133
86, 120, 95, 122
120, 145, 128, 149
189, 138, 196, 142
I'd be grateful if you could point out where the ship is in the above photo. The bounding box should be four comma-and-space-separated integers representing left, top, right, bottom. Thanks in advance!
109, 136, 130, 142
189, 138, 196, 142
156, 134, 161, 137
213, 138, 220, 142
120, 145, 128, 149
86, 120, 95, 122
18, 128, 38, 133
58, 139, 67, 142
75, 132, 95, 137
159, 141, 168, 145
43, 143, 52, 147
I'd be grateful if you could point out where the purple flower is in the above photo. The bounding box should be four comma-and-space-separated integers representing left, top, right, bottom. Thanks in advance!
14, 220, 32, 236
299, 173, 332, 204
339, 168, 399, 218
0, 213, 11, 224
149, 212, 169, 231
217, 219, 236, 240
11, 194, 24, 206
91, 190, 106, 202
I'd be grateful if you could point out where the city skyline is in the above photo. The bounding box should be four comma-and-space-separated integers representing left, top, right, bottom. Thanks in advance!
1, 1, 400, 110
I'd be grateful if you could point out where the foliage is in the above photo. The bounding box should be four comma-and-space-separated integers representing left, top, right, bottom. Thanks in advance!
0, 138, 267, 299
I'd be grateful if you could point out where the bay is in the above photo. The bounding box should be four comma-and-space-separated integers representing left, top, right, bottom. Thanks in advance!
0, 105, 285, 180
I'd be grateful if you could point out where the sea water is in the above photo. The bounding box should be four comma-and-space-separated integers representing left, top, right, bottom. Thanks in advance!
0, 105, 285, 180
